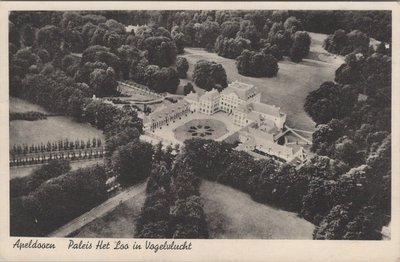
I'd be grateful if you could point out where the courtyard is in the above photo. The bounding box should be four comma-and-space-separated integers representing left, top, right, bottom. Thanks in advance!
174, 119, 228, 142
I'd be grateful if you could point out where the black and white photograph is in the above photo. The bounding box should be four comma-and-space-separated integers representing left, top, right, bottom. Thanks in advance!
2, 2, 399, 261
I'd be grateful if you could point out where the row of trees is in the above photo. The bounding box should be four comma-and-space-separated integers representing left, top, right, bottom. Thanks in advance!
10, 111, 47, 121
11, 138, 102, 155
10, 149, 104, 167
76, 10, 390, 43
136, 145, 209, 238
11, 162, 108, 236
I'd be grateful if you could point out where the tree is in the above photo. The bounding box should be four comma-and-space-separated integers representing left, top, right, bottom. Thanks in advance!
152, 67, 180, 93
183, 82, 194, 95
146, 162, 171, 194
171, 26, 185, 54
268, 22, 293, 55
37, 25, 64, 58
22, 24, 36, 47
130, 57, 149, 84
143, 66, 180, 93
334, 136, 360, 166
343, 206, 382, 240
102, 31, 123, 50
314, 204, 352, 239
284, 16, 303, 33
220, 20, 240, 38
10, 159, 71, 198
347, 30, 370, 54
81, 45, 121, 74
311, 119, 344, 155
323, 29, 370, 56
215, 36, 251, 59
139, 36, 177, 67
176, 57, 189, 79
260, 42, 282, 60
194, 20, 220, 51
236, 50, 279, 77
376, 42, 387, 55
304, 81, 357, 125
105, 129, 140, 157
89, 67, 118, 97
111, 141, 153, 186
116, 45, 140, 79
9, 21, 20, 48
301, 176, 335, 224
236, 20, 260, 49
192, 60, 227, 91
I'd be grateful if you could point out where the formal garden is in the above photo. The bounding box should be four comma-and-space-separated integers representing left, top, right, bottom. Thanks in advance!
173, 119, 228, 142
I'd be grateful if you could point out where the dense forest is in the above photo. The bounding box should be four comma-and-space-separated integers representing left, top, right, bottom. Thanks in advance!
10, 10, 391, 97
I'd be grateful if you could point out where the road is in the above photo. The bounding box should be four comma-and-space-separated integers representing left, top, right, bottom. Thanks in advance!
47, 181, 147, 237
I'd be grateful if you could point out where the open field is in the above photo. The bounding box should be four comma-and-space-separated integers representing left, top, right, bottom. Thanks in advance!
9, 97, 49, 114
69, 185, 146, 238
10, 116, 104, 146
179, 32, 343, 131
10, 159, 104, 179
201, 180, 315, 239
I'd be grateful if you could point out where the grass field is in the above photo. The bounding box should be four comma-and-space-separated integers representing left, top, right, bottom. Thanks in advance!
201, 180, 315, 239
178, 32, 343, 131
71, 190, 146, 238
10, 116, 104, 146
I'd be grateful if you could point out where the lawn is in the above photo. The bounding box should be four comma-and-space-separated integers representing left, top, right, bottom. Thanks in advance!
174, 119, 228, 142
70, 190, 146, 238
10, 116, 104, 147
178, 32, 343, 131
200, 180, 315, 239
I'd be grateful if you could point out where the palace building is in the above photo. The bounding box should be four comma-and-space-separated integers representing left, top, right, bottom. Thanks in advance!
143, 100, 190, 131
219, 80, 261, 113
184, 80, 286, 131
236, 127, 307, 164
232, 102, 286, 129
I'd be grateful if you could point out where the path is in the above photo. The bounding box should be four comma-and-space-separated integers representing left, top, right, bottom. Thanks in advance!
47, 181, 147, 237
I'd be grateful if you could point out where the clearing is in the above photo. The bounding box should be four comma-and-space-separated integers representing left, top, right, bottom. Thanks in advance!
201, 180, 315, 239
178, 32, 343, 131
